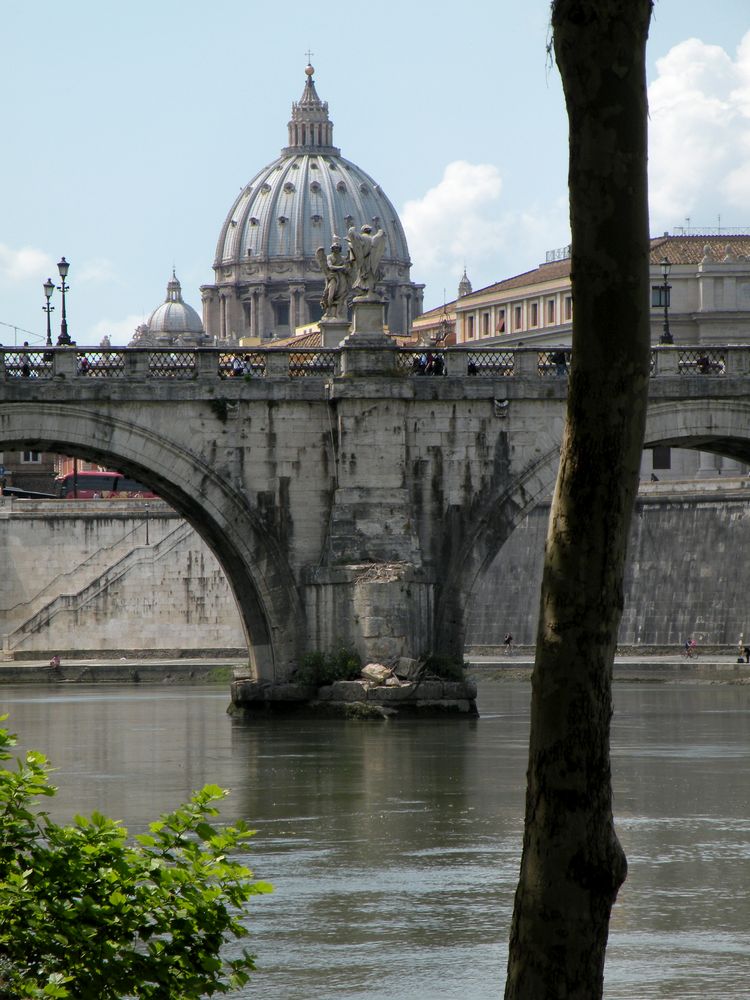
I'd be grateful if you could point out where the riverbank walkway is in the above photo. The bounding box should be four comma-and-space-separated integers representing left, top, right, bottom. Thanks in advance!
0, 652, 749, 684
468, 652, 750, 683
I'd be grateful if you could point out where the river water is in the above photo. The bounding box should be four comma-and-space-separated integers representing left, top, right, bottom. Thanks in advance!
1, 677, 749, 999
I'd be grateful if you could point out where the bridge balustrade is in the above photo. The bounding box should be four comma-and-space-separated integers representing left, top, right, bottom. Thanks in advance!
147, 350, 197, 379
217, 351, 267, 379
288, 349, 338, 377
2, 345, 750, 383
396, 349, 447, 376
537, 349, 571, 377
76, 350, 126, 378
677, 348, 726, 376
465, 350, 515, 376
0, 349, 54, 379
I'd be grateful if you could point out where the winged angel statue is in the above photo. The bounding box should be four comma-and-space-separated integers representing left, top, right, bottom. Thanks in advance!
347, 224, 387, 297
316, 241, 350, 320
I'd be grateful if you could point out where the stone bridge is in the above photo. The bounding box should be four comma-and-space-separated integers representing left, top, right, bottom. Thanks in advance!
2, 342, 749, 680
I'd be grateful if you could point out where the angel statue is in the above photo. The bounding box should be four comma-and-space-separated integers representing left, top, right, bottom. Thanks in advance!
347, 224, 387, 297
316, 241, 351, 320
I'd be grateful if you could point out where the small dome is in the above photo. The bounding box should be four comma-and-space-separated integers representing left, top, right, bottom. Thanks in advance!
132, 272, 206, 347
148, 272, 204, 335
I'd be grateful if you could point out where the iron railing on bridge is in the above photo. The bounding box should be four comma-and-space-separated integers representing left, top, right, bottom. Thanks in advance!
0, 345, 745, 381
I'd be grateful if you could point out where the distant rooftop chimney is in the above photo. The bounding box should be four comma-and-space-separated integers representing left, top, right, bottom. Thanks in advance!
545, 244, 571, 263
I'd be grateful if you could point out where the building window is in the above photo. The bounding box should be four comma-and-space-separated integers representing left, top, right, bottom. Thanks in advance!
308, 300, 323, 323
651, 286, 670, 307
547, 299, 555, 324
21, 451, 41, 464
466, 315, 475, 340
652, 446, 671, 470
564, 295, 572, 321
513, 305, 522, 331
481, 312, 489, 336
273, 300, 290, 326
530, 302, 539, 327
496, 309, 506, 333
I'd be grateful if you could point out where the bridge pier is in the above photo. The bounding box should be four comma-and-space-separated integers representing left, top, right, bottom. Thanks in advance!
303, 564, 434, 665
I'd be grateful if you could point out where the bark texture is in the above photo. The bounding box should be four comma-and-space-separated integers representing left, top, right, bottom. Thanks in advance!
504, 3, 653, 998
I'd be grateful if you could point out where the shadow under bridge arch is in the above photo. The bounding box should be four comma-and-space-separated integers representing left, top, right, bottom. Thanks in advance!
645, 399, 750, 464
0, 402, 305, 681
434, 444, 563, 659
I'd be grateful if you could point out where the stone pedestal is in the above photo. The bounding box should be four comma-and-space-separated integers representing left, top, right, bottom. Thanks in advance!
339, 297, 396, 375
52, 348, 78, 379
319, 317, 351, 348
346, 297, 388, 341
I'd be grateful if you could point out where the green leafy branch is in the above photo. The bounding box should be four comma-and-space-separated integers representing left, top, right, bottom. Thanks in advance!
0, 717, 271, 999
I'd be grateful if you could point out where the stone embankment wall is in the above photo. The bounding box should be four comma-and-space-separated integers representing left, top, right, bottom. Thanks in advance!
468, 483, 750, 648
0, 500, 245, 657
3, 485, 749, 658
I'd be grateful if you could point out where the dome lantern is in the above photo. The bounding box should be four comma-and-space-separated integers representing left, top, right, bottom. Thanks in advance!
283, 64, 339, 155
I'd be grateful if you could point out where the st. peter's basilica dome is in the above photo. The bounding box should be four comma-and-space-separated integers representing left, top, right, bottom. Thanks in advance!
201, 65, 423, 342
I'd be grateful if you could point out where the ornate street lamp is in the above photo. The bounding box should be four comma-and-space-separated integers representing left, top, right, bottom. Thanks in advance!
659, 256, 673, 344
57, 257, 71, 345
43, 277, 55, 347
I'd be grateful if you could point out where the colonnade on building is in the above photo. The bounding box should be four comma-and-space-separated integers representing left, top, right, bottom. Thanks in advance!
201, 277, 421, 343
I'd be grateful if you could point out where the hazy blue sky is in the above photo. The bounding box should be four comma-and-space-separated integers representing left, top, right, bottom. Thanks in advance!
2, 0, 749, 345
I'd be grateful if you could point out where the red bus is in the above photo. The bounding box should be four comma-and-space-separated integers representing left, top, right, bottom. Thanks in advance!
54, 470, 158, 500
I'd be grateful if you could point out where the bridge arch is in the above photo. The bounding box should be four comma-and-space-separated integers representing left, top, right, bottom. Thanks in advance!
0, 402, 305, 680
434, 437, 563, 658
644, 399, 750, 465
439, 397, 750, 655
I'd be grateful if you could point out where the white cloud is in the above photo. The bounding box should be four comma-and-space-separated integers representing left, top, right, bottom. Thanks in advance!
77, 257, 119, 285
0, 244, 53, 283
401, 162, 506, 277
648, 32, 750, 229
88, 314, 144, 347
401, 161, 569, 304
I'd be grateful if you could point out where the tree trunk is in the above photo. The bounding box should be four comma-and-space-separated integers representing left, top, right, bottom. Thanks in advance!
504, 3, 653, 998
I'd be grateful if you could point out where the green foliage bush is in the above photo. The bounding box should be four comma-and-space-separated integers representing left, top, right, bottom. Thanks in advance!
0, 718, 271, 999
422, 654, 465, 681
296, 646, 361, 687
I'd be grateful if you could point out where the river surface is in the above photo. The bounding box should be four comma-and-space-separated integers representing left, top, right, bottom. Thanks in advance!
1, 677, 749, 998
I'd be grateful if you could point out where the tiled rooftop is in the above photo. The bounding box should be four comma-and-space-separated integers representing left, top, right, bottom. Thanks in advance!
649, 234, 750, 264
457, 233, 750, 307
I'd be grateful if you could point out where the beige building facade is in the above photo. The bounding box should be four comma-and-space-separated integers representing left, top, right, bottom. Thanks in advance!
453, 234, 750, 479
455, 234, 750, 349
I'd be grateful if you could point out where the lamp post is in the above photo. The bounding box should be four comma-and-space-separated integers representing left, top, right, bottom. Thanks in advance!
43, 278, 55, 347
659, 256, 673, 344
57, 257, 71, 345
144, 502, 150, 546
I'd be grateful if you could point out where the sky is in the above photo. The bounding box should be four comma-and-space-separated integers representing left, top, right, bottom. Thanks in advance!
1, 0, 749, 347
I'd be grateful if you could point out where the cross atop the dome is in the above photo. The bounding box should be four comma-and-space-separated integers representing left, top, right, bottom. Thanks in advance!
305, 49, 314, 65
